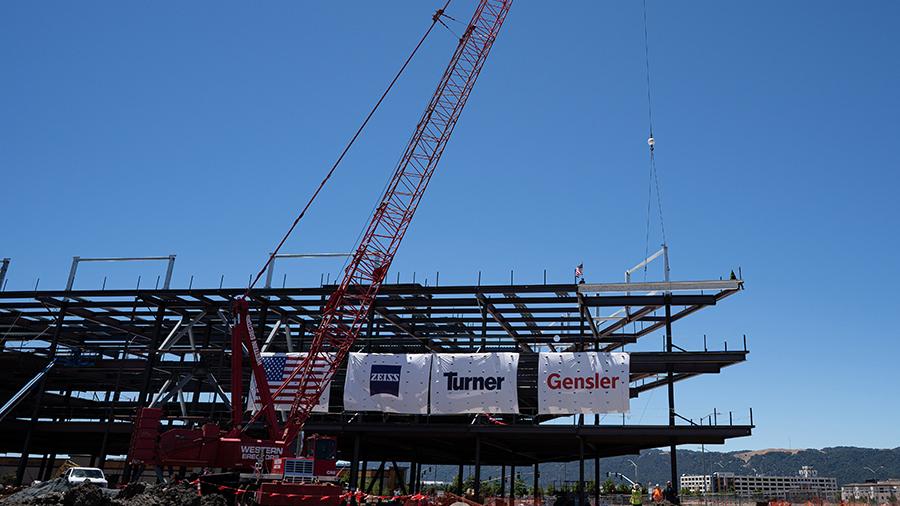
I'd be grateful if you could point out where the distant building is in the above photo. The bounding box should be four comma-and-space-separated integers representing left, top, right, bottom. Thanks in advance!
841, 480, 900, 503
680, 467, 838, 499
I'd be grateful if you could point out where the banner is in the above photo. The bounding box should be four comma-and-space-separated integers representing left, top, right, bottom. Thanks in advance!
430, 353, 519, 414
537, 352, 629, 414
343, 353, 431, 414
248, 352, 332, 412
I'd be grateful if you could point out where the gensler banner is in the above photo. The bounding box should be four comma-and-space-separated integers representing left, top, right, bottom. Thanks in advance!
430, 353, 519, 414
538, 352, 629, 414
343, 353, 431, 414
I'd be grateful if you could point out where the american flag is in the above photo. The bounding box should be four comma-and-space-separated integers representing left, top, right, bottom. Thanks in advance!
247, 352, 332, 413
575, 263, 584, 278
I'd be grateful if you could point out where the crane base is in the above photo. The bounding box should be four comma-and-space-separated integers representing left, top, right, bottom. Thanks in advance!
256, 482, 342, 506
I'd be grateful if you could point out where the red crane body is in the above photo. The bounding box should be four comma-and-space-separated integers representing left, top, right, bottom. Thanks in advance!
127, 1, 513, 496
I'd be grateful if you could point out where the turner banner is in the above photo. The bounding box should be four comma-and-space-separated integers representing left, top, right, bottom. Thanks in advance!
537, 352, 630, 414
248, 352, 332, 412
430, 353, 519, 414
343, 353, 431, 414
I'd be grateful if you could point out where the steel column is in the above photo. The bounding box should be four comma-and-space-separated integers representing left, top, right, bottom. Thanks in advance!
42, 454, 56, 481
665, 294, 679, 494
360, 459, 368, 491
138, 303, 168, 405
474, 436, 482, 500
349, 434, 360, 491
578, 437, 585, 506
391, 461, 407, 495
377, 461, 386, 495
415, 461, 422, 493
0, 258, 9, 290
15, 302, 67, 486
595, 414, 601, 506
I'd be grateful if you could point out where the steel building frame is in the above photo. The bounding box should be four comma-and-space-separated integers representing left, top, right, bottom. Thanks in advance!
0, 276, 751, 495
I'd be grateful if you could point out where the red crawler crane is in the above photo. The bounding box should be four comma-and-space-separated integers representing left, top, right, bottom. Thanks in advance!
128, 1, 512, 503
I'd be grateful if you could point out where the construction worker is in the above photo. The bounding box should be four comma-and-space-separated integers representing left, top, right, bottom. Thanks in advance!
631, 483, 644, 506
664, 481, 680, 505
652, 483, 663, 503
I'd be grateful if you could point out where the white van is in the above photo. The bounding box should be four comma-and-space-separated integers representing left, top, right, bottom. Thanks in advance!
63, 467, 108, 488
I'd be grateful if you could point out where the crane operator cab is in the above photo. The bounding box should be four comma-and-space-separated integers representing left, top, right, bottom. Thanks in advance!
271, 434, 338, 482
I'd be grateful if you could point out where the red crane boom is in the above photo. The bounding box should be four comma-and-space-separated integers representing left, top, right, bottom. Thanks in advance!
266, 0, 513, 445
127, 4, 513, 492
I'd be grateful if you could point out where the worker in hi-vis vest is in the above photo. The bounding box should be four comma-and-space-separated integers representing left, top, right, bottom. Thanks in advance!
631, 483, 644, 506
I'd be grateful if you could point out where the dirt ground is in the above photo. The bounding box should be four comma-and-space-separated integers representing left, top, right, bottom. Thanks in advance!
0, 480, 227, 506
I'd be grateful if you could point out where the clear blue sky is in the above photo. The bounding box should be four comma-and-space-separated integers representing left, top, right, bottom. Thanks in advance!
2, 1, 898, 451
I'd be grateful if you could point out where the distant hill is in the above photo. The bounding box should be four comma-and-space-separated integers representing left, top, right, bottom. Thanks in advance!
424, 447, 900, 489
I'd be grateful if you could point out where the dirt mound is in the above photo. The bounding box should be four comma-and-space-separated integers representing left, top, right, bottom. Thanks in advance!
1, 478, 70, 505
198, 495, 226, 506
111, 483, 145, 502
62, 484, 112, 506
114, 483, 200, 506
1, 481, 220, 506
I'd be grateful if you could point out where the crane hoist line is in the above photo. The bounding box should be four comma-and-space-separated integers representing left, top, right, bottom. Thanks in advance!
126, 2, 513, 503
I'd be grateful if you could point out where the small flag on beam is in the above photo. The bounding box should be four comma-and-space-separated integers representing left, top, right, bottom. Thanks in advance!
247, 352, 333, 412
574, 263, 584, 278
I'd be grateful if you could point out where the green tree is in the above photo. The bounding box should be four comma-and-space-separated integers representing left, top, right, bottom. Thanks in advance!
511, 478, 528, 498
601, 478, 617, 495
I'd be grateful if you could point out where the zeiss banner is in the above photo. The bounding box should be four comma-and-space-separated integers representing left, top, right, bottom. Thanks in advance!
430, 353, 519, 414
537, 352, 630, 414
343, 353, 431, 414
248, 352, 332, 413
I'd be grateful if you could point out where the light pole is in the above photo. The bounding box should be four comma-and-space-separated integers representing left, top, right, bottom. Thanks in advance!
627, 460, 639, 486
863, 466, 884, 481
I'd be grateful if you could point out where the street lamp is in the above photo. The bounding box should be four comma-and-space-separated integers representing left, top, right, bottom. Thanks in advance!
863, 466, 884, 481
627, 460, 639, 484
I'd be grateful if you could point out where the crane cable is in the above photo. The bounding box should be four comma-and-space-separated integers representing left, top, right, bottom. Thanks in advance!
641, 0, 667, 281
242, 1, 453, 299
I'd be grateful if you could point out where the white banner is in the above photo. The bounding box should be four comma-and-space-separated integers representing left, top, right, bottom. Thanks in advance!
430, 353, 519, 414
248, 352, 332, 413
537, 352, 629, 414
343, 353, 431, 414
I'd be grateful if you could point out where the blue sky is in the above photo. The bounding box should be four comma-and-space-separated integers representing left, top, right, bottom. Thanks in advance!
2, 1, 898, 451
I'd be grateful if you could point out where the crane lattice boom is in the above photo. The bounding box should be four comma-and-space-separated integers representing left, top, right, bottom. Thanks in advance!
274, 0, 513, 444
